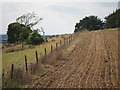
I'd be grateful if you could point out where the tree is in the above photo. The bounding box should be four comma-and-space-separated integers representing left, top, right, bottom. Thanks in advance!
16, 12, 43, 47
74, 16, 104, 32
25, 30, 44, 45
7, 22, 32, 43
105, 9, 120, 28
18, 26, 32, 48
7, 12, 44, 48
16, 12, 42, 29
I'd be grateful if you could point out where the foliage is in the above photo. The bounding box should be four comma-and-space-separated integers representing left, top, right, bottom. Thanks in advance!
74, 9, 120, 32
16, 12, 42, 29
74, 16, 104, 32
7, 22, 32, 43
105, 9, 120, 28
2, 34, 71, 74
25, 30, 44, 45
7, 12, 43, 45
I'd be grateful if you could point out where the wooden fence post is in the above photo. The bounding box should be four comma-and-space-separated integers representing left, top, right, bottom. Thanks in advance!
64, 38, 66, 48
35, 51, 38, 64
45, 48, 46, 55
46, 37, 48, 42
69, 36, 70, 44
51, 45, 53, 52
56, 43, 58, 49
25, 55, 28, 72
2, 69, 4, 79
11, 64, 14, 79
60, 40, 62, 45
71, 35, 72, 41
30, 63, 32, 74
66, 38, 68, 47
67, 37, 69, 46
74, 34, 75, 39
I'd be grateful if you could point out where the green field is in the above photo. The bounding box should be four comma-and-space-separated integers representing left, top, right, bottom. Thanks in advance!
2, 34, 72, 73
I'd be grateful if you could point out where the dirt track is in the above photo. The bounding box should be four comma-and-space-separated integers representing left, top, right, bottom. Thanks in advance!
29, 30, 119, 88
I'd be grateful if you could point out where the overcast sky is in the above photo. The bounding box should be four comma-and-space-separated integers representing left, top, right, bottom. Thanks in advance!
0, 0, 119, 35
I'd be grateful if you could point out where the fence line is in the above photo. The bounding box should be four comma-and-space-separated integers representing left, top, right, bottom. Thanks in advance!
2, 33, 79, 80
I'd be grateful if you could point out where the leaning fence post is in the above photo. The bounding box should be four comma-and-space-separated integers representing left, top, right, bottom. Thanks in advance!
45, 48, 47, 55
51, 45, 53, 52
35, 51, 38, 64
25, 55, 28, 72
11, 64, 14, 79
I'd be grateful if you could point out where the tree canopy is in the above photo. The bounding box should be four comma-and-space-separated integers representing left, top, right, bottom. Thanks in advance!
7, 12, 44, 45
105, 9, 120, 28
74, 9, 120, 33
7, 22, 32, 43
16, 12, 42, 29
74, 16, 104, 32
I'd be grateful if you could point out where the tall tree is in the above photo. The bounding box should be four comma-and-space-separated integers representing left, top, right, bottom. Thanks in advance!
15, 12, 43, 48
105, 9, 120, 28
7, 12, 44, 48
74, 16, 104, 32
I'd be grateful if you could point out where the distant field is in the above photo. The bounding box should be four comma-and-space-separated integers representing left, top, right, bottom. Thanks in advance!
0, 34, 8, 44
0, 34, 52, 44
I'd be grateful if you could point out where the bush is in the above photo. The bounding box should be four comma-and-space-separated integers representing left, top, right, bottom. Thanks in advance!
41, 48, 64, 65
25, 30, 44, 45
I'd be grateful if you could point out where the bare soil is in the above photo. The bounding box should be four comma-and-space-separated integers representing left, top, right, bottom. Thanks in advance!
28, 30, 119, 88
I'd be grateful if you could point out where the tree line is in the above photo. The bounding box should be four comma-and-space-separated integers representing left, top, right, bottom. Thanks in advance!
7, 8, 120, 46
74, 9, 120, 32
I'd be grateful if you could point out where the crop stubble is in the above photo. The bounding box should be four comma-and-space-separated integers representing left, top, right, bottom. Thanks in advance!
29, 30, 119, 88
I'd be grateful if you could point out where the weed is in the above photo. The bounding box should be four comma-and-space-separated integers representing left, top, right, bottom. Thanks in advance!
30, 63, 43, 75
40, 46, 64, 65
2, 67, 31, 88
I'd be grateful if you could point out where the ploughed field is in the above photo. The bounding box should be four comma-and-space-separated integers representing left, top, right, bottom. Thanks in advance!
29, 30, 119, 88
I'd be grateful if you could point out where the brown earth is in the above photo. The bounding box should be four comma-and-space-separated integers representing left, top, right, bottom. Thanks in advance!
28, 30, 119, 88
